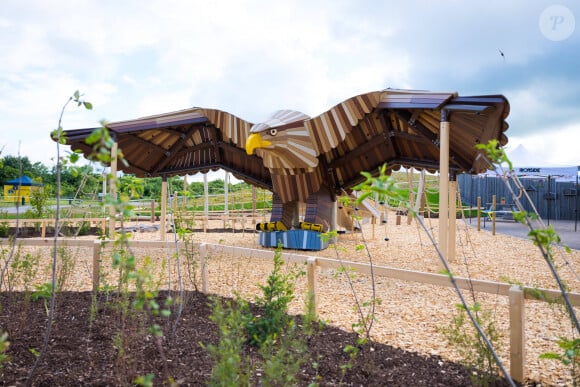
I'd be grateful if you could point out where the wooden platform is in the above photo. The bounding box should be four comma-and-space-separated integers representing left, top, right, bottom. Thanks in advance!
258, 230, 329, 250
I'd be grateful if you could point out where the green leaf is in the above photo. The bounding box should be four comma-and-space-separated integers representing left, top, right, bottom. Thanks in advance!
85, 130, 102, 145
70, 153, 80, 163
83, 101, 93, 110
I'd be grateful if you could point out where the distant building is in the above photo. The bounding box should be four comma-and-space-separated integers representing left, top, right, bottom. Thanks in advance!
2, 176, 43, 205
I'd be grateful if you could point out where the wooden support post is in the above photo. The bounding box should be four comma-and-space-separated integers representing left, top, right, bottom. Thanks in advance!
418, 169, 426, 217
407, 192, 415, 225
477, 196, 481, 231
252, 186, 257, 224
307, 257, 318, 315
372, 216, 376, 239
108, 142, 118, 239
448, 179, 457, 262
200, 243, 209, 293
160, 178, 167, 240
438, 116, 450, 262
204, 173, 209, 217
183, 175, 188, 212
224, 172, 229, 222
150, 200, 155, 223
509, 285, 526, 382
92, 240, 101, 293
492, 195, 497, 236
41, 220, 46, 238
331, 200, 337, 232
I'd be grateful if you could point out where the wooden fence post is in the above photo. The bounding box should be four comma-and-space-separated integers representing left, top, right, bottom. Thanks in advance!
41, 220, 46, 238
92, 240, 101, 293
307, 257, 318, 315
200, 243, 209, 293
509, 285, 526, 382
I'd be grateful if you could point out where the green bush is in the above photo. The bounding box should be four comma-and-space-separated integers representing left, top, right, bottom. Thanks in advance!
0, 223, 8, 238
244, 247, 300, 347
439, 302, 503, 385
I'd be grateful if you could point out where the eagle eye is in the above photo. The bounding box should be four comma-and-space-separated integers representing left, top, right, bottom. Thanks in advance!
269, 128, 278, 136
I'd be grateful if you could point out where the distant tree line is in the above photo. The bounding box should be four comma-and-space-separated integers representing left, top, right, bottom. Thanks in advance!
0, 154, 250, 201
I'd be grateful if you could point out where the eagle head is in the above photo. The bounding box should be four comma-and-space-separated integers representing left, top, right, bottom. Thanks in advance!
245, 109, 319, 170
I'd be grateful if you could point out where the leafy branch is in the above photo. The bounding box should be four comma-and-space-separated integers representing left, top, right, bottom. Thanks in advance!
476, 140, 580, 335
352, 163, 515, 386
27, 91, 93, 385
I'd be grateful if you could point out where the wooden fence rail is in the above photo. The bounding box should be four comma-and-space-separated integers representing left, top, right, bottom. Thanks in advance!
3, 238, 579, 382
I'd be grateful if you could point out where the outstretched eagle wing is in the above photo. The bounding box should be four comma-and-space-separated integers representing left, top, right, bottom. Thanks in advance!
246, 89, 509, 203
58, 107, 273, 189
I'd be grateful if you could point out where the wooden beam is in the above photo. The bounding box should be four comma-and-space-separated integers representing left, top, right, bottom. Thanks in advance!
152, 125, 201, 174
394, 110, 472, 170
208, 126, 222, 164
328, 131, 393, 170
119, 133, 166, 156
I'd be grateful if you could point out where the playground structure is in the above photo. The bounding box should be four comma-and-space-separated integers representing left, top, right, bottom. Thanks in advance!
59, 88, 510, 254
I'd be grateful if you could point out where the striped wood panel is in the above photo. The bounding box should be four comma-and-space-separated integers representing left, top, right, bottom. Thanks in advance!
202, 108, 253, 148
306, 91, 381, 154
272, 168, 323, 203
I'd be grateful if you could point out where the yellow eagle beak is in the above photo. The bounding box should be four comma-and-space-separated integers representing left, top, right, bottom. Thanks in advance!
245, 133, 272, 155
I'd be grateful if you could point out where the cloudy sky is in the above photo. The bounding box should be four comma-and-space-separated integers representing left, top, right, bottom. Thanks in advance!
1, 0, 579, 180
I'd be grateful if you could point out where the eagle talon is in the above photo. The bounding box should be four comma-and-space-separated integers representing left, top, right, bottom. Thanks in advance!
299, 222, 323, 232
256, 221, 288, 231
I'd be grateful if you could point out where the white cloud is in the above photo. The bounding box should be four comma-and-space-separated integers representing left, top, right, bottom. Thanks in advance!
1, 0, 579, 171
508, 122, 580, 167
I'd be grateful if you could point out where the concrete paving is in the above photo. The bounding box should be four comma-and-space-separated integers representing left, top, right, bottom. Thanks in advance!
1, 205, 31, 214
465, 217, 580, 250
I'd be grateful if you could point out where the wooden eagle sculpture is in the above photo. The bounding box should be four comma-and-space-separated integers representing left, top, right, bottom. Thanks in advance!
59, 89, 510, 248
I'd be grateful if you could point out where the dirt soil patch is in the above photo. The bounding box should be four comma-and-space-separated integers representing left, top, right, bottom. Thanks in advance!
1, 214, 579, 385
1, 291, 511, 386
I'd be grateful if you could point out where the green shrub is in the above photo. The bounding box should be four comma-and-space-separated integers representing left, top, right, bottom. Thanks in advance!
244, 247, 301, 347
205, 297, 250, 387
439, 302, 503, 385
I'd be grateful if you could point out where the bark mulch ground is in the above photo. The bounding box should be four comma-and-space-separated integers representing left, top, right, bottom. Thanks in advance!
0, 291, 518, 386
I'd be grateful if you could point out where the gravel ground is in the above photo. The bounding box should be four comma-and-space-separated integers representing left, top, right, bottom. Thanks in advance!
4, 212, 580, 385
